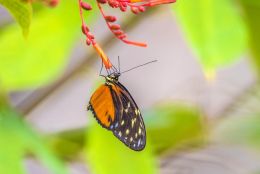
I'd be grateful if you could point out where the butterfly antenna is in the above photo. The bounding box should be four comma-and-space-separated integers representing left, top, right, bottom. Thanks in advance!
99, 60, 104, 76
105, 65, 110, 75
118, 56, 121, 73
121, 60, 157, 74
111, 60, 119, 74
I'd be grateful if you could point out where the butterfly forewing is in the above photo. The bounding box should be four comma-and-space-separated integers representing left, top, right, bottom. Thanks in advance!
111, 82, 146, 151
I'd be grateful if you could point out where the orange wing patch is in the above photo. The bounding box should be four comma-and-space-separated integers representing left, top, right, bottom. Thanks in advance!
89, 85, 115, 128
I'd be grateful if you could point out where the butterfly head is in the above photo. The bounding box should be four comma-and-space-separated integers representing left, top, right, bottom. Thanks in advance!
106, 72, 121, 82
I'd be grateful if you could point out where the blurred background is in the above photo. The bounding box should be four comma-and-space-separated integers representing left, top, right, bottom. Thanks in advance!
1, 0, 260, 174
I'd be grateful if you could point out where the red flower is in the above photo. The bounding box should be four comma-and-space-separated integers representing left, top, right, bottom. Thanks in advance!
78, 0, 176, 69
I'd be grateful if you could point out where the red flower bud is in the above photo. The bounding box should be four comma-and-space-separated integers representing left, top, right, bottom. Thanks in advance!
86, 38, 91, 45
118, 34, 127, 39
108, 0, 119, 7
81, 25, 89, 34
97, 0, 107, 3
131, 7, 139, 14
138, 6, 146, 12
81, 2, 92, 10
48, 0, 59, 7
121, 2, 127, 7
120, 5, 127, 12
88, 32, 95, 39
114, 30, 123, 36
105, 16, 117, 22
110, 24, 121, 30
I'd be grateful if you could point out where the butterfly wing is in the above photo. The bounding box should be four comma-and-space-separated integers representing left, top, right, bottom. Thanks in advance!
111, 82, 146, 151
88, 81, 146, 151
88, 84, 117, 129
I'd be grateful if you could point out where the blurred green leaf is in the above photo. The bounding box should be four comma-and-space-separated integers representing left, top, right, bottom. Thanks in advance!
48, 129, 85, 160
145, 103, 206, 153
0, 1, 96, 91
0, 0, 32, 36
0, 106, 67, 174
174, 0, 247, 76
85, 121, 157, 174
213, 114, 260, 149
239, 1, 260, 76
239, 0, 260, 6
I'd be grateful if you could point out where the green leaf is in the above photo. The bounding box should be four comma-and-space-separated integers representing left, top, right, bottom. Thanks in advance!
85, 121, 157, 174
0, 106, 68, 174
213, 114, 260, 149
145, 103, 206, 153
239, 0, 260, 7
0, 1, 97, 91
174, 0, 247, 76
47, 129, 85, 160
239, 1, 260, 76
0, 0, 32, 36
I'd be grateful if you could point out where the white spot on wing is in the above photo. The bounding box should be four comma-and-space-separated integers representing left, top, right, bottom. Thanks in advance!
131, 118, 136, 128
138, 128, 142, 135
126, 129, 129, 135
137, 139, 141, 146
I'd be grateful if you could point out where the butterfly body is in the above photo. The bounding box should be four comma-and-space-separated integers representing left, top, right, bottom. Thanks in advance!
87, 73, 146, 151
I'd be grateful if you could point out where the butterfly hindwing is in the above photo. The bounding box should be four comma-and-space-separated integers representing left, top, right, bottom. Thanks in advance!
110, 82, 146, 151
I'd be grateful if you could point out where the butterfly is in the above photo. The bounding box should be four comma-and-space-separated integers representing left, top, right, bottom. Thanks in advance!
87, 70, 146, 151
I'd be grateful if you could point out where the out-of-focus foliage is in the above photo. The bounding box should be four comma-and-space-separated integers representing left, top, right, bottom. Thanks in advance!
240, 0, 260, 6
174, 0, 247, 77
212, 83, 260, 149
213, 114, 260, 149
0, 0, 32, 36
0, 0, 96, 91
0, 106, 67, 174
47, 103, 206, 160
239, 0, 260, 75
47, 129, 85, 160
146, 103, 206, 152
85, 120, 157, 174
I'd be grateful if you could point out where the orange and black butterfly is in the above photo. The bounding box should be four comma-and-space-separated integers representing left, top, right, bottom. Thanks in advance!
87, 63, 148, 151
